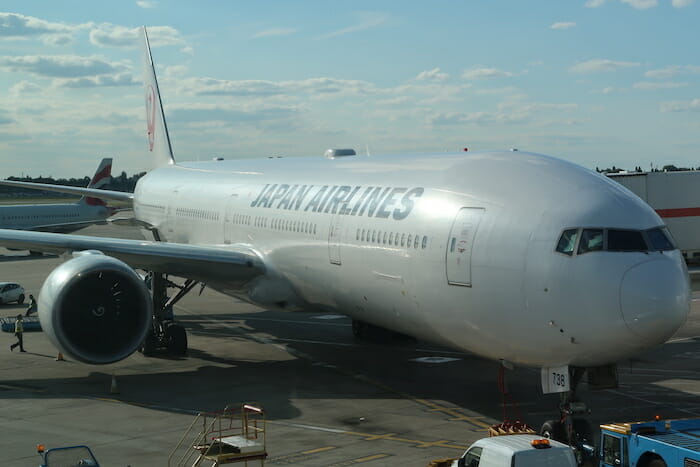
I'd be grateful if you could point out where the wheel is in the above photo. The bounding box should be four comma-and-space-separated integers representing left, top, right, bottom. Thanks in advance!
17, 294, 25, 304
166, 324, 187, 355
572, 418, 593, 444
540, 419, 566, 443
140, 332, 158, 356
0, 297, 4, 305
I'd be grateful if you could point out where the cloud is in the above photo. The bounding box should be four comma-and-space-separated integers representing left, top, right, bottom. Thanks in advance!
0, 109, 14, 125
322, 12, 388, 38
672, 0, 695, 6
428, 100, 577, 126
415, 68, 449, 82
167, 104, 301, 127
621, 0, 658, 8
569, 59, 639, 73
136, 0, 158, 8
179, 76, 377, 97
551, 22, 576, 30
584, 0, 607, 7
462, 67, 514, 79
0, 55, 126, 78
633, 81, 687, 90
252, 28, 298, 39
660, 98, 700, 112
54, 72, 138, 88
0, 12, 75, 37
645, 66, 682, 79
90, 24, 183, 48
9, 80, 42, 96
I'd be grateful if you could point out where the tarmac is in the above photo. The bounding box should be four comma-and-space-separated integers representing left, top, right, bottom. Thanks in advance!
1, 223, 699, 466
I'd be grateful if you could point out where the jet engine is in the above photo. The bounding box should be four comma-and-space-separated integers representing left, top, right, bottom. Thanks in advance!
38, 252, 152, 364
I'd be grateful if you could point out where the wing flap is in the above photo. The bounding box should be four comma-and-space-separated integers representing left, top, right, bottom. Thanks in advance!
0, 229, 264, 285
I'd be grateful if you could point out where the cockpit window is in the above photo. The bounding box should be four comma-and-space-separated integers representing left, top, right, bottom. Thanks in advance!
647, 227, 675, 251
607, 229, 647, 252
556, 229, 579, 256
578, 229, 604, 254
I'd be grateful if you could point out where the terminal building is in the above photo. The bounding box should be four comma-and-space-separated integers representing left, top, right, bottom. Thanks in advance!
608, 170, 700, 265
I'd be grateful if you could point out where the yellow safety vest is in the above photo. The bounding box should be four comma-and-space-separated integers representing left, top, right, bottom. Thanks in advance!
14, 320, 23, 333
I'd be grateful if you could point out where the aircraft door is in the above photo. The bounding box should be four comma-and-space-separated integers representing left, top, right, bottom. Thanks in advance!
328, 214, 342, 265
446, 207, 484, 286
223, 192, 240, 245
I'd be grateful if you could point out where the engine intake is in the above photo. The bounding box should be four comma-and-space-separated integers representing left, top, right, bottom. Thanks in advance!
38, 254, 152, 364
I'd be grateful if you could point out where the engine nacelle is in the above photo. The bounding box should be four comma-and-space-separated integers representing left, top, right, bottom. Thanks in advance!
38, 253, 152, 364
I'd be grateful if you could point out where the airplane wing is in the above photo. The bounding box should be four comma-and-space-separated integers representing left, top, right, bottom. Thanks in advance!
0, 179, 133, 204
0, 229, 265, 284
29, 219, 109, 233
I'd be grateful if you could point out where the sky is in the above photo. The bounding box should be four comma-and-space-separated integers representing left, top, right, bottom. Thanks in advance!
0, 0, 698, 179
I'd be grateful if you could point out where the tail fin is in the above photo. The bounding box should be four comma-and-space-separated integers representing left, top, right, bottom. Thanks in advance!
141, 26, 176, 168
80, 157, 112, 206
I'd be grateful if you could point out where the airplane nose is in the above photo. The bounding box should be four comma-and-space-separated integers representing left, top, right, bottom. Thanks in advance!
619, 258, 690, 343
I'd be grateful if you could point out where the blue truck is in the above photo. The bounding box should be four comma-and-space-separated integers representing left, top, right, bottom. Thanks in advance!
598, 418, 700, 467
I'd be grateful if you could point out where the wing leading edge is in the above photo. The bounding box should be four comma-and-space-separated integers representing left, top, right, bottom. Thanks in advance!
0, 180, 133, 204
0, 229, 265, 285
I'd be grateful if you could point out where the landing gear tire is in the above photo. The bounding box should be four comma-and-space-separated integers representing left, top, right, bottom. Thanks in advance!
540, 419, 566, 442
17, 294, 25, 304
140, 332, 158, 356
166, 323, 187, 356
572, 418, 593, 444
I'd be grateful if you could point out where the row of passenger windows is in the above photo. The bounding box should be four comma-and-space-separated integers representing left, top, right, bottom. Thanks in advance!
175, 207, 220, 221
356, 228, 429, 249
556, 227, 676, 256
1, 212, 79, 220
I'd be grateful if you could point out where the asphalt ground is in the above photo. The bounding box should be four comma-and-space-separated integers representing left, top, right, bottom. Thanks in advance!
0, 223, 698, 466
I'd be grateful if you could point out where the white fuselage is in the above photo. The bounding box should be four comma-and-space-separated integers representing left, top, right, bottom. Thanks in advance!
0, 202, 110, 233
132, 150, 690, 368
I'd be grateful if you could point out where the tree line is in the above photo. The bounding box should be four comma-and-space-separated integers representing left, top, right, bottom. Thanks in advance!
0, 171, 146, 197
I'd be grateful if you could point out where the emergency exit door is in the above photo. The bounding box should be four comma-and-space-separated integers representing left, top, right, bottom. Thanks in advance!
328, 214, 343, 265
446, 207, 484, 286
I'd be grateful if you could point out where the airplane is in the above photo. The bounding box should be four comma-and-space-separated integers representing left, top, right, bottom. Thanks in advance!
0, 28, 690, 440
0, 158, 117, 235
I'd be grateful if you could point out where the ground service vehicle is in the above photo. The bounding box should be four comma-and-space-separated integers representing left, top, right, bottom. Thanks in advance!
0, 281, 25, 304
428, 428, 577, 467
37, 444, 99, 466
599, 418, 700, 467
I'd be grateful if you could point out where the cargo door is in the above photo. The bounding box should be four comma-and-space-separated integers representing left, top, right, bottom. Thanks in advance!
446, 207, 484, 286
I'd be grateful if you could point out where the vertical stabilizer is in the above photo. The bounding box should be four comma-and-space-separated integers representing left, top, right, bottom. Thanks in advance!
141, 27, 176, 168
80, 157, 112, 206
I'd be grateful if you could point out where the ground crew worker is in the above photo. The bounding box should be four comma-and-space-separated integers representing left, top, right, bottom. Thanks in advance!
10, 314, 25, 352
25, 294, 37, 316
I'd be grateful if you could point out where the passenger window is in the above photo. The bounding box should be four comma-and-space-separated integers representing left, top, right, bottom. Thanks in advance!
407, 234, 412, 248
383, 232, 388, 244
607, 230, 647, 252
401, 234, 406, 247
602, 434, 623, 467
422, 236, 428, 249
389, 232, 394, 244
460, 446, 482, 467
371, 231, 376, 243
647, 227, 675, 251
578, 229, 604, 254
556, 229, 579, 256
414, 235, 419, 248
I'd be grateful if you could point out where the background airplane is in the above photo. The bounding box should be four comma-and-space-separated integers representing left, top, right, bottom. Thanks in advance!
0, 158, 117, 234
0, 28, 690, 440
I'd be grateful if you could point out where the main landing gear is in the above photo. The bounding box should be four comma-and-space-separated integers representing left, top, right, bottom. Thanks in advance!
139, 272, 203, 357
